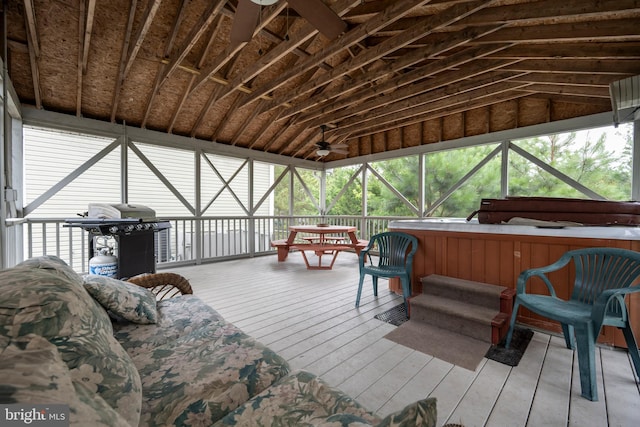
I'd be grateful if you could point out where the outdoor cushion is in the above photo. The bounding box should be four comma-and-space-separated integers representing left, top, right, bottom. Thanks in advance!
114, 295, 290, 426
0, 334, 131, 427
0, 261, 142, 426
213, 370, 437, 427
83, 275, 158, 324
112, 295, 227, 353
17, 254, 85, 286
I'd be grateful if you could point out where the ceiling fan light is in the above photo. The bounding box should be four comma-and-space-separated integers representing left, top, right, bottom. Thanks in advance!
250, 0, 278, 5
316, 149, 331, 157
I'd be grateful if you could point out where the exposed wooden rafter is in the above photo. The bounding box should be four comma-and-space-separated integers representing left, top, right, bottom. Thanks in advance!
6, 0, 640, 162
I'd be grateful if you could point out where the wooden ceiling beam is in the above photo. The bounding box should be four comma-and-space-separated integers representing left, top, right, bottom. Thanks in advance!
240, 0, 434, 107
519, 84, 611, 99
347, 89, 532, 139
511, 73, 622, 87
22, 0, 41, 108
262, 0, 495, 112
81, 0, 96, 74
279, 25, 507, 122
188, 2, 288, 95
309, 60, 522, 129
110, 0, 137, 122
505, 59, 640, 75
190, 28, 317, 141
334, 71, 530, 135
475, 18, 640, 44
158, 0, 227, 87
22, 0, 39, 57
189, 35, 244, 138
123, 0, 162, 79
73, 0, 97, 116
527, 93, 612, 107
488, 42, 640, 60
143, 0, 191, 130
231, 100, 266, 146
297, 44, 515, 127
202, 0, 362, 104
453, 0, 640, 28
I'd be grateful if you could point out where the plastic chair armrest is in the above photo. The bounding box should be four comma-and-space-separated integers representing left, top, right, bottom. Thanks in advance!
515, 253, 573, 296
359, 243, 375, 266
591, 286, 640, 333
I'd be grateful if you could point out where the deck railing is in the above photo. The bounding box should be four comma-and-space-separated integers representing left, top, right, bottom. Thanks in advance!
23, 216, 406, 273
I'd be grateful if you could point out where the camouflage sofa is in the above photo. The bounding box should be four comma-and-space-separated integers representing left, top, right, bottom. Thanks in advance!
0, 256, 436, 426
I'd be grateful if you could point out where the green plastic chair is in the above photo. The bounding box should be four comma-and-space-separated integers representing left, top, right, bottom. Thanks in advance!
355, 231, 418, 315
505, 247, 640, 401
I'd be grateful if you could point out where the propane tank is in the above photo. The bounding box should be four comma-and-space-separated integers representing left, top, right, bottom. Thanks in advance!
89, 248, 118, 278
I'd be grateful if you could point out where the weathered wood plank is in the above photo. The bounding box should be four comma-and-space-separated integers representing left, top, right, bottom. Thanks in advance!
486, 331, 550, 426
600, 348, 640, 427
428, 360, 488, 426
356, 350, 434, 413
376, 355, 453, 417
446, 359, 511, 426
336, 344, 415, 400
526, 336, 573, 426
171, 255, 640, 424
568, 347, 607, 427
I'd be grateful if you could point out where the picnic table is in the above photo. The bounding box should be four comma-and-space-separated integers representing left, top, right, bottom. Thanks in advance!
271, 225, 369, 270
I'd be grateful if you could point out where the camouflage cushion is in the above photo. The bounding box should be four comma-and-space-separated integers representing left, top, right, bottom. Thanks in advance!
0, 258, 142, 426
213, 371, 437, 427
113, 296, 291, 426
83, 275, 158, 324
0, 334, 131, 427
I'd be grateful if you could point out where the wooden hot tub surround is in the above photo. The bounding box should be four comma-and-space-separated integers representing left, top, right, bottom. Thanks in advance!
388, 219, 640, 349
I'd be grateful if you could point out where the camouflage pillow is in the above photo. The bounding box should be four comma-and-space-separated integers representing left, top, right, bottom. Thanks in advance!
0, 334, 131, 427
83, 275, 158, 324
17, 255, 84, 287
0, 262, 142, 426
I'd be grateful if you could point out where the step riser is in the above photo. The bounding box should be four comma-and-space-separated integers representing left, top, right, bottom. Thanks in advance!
421, 275, 505, 310
411, 275, 515, 345
424, 284, 497, 310
411, 304, 492, 342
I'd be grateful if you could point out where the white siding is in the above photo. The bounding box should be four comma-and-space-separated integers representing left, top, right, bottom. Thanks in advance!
23, 127, 275, 219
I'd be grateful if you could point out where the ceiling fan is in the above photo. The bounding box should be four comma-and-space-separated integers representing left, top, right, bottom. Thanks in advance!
230, 0, 347, 44
315, 125, 348, 157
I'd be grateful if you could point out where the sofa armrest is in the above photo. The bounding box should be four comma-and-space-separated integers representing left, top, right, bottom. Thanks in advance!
127, 272, 193, 300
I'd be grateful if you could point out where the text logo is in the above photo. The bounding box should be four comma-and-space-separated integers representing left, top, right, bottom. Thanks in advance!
1, 405, 69, 426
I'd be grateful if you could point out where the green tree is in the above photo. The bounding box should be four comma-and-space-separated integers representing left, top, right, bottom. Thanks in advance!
368, 157, 420, 216
425, 145, 501, 217
510, 129, 632, 200
326, 166, 362, 215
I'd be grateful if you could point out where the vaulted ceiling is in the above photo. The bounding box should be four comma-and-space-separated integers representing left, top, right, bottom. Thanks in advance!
5, 0, 640, 161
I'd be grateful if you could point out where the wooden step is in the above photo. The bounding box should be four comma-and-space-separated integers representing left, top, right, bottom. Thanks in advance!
410, 294, 497, 343
415, 274, 515, 344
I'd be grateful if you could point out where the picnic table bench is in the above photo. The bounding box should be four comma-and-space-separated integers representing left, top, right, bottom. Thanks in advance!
270, 226, 369, 270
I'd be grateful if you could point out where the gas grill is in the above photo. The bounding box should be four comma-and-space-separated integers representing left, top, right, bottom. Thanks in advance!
65, 218, 170, 235
65, 205, 171, 279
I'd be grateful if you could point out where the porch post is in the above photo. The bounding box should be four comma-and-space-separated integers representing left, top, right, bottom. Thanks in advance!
501, 140, 510, 198
121, 130, 128, 203
418, 154, 425, 219
633, 118, 640, 201
194, 149, 202, 264
248, 158, 255, 257
361, 163, 368, 237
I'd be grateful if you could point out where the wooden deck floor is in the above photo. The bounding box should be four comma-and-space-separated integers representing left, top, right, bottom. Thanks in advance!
168, 252, 640, 427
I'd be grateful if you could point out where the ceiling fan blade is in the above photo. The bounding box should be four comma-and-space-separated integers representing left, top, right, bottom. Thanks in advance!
288, 0, 347, 40
332, 143, 348, 149
230, 0, 262, 44
332, 148, 349, 154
